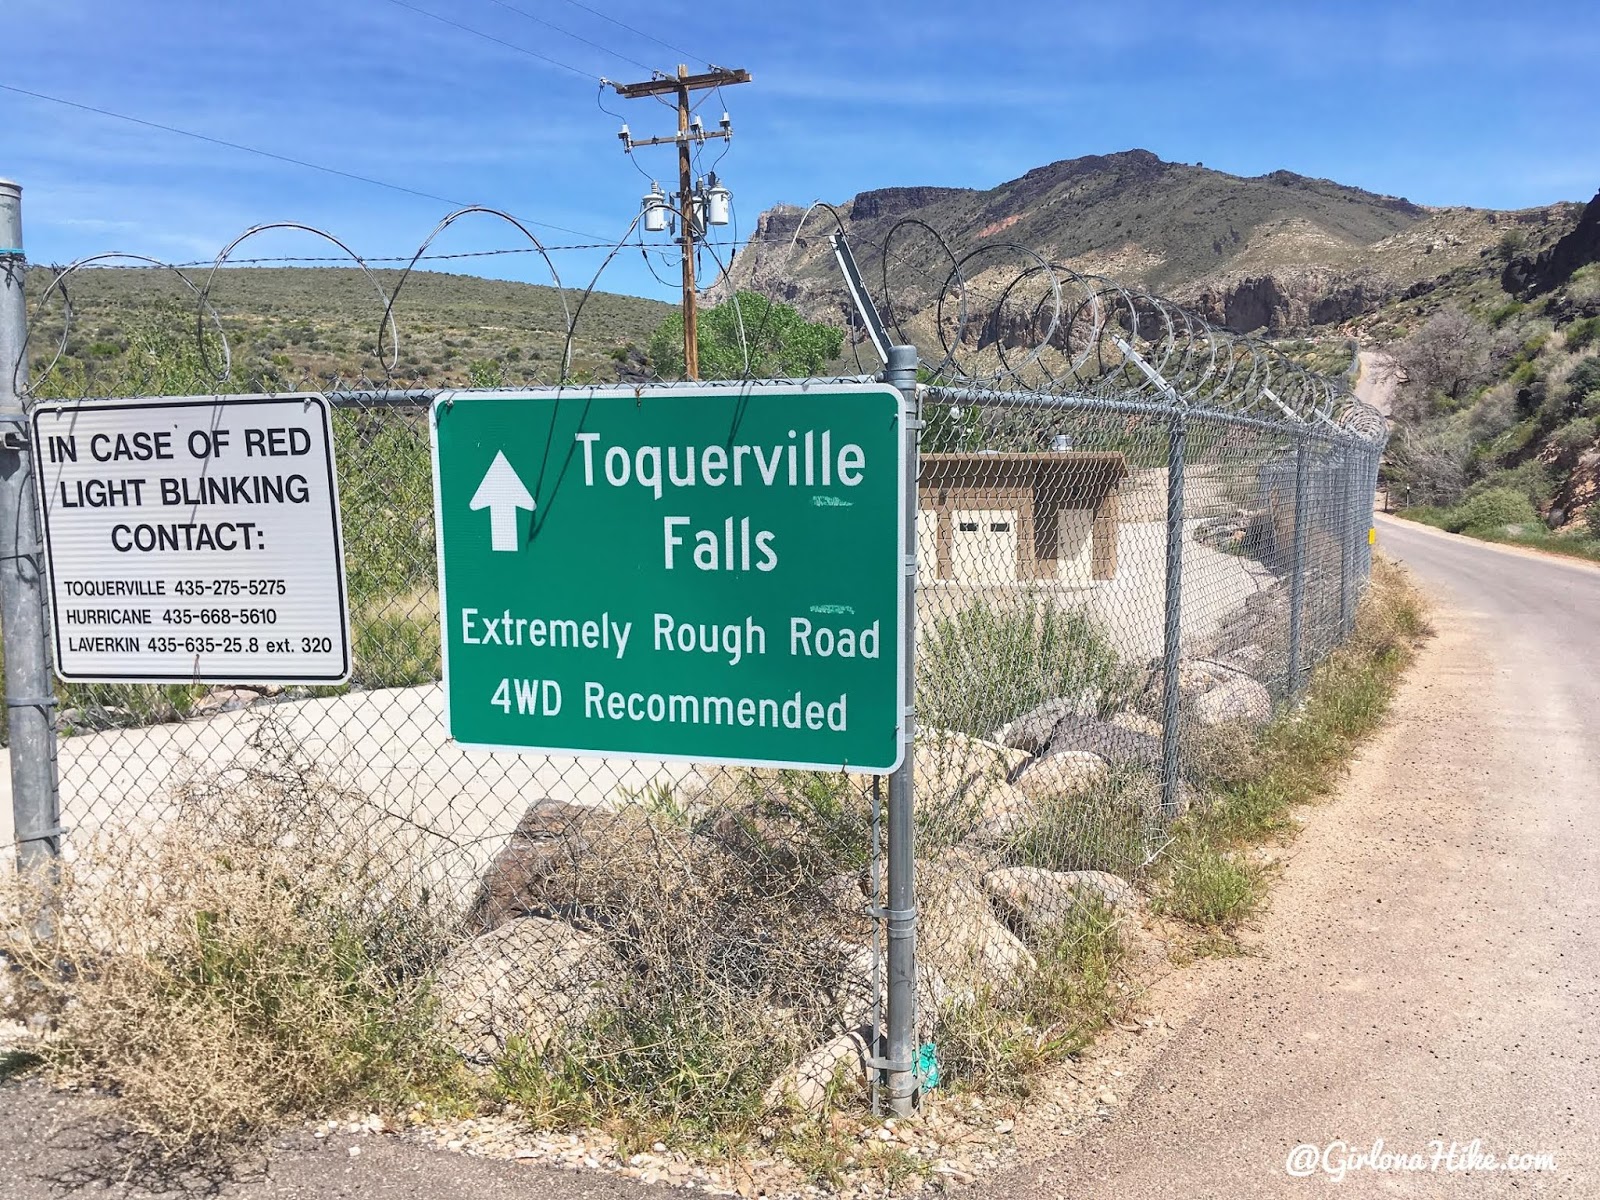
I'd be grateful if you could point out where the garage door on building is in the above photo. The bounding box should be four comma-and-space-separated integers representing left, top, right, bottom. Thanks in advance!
951, 508, 1019, 585
1056, 507, 1095, 586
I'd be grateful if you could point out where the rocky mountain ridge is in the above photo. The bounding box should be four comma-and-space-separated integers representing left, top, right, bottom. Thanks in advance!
721, 150, 1583, 340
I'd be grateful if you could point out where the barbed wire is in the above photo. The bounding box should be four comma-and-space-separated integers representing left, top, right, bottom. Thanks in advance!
12, 197, 1381, 449
14, 206, 743, 397
759, 206, 1385, 445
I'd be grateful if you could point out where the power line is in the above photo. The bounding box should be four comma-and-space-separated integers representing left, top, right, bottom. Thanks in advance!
552, 0, 708, 65
479, 0, 652, 73
0, 81, 608, 242
26, 240, 752, 269
379, 0, 594, 79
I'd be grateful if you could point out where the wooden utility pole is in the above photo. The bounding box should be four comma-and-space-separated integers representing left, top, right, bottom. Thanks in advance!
612, 65, 750, 380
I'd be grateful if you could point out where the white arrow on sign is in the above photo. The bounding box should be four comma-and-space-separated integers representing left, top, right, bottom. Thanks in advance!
469, 451, 535, 552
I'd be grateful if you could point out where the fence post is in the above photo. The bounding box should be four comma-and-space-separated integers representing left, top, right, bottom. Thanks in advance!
0, 180, 63, 914
1338, 445, 1355, 636
1286, 429, 1311, 697
1160, 410, 1186, 820
882, 344, 920, 1116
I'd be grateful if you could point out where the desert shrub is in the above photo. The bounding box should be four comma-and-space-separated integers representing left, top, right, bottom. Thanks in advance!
1152, 829, 1264, 928
917, 596, 1135, 737
0, 721, 462, 1153
1467, 383, 1519, 442
331, 412, 435, 606
1552, 417, 1599, 455
494, 994, 791, 1153
352, 609, 440, 688
1462, 460, 1557, 510
1445, 486, 1538, 535
1566, 357, 1600, 414
1586, 504, 1600, 539
1570, 264, 1600, 305
997, 767, 1155, 879
481, 784, 870, 1149
1488, 299, 1525, 329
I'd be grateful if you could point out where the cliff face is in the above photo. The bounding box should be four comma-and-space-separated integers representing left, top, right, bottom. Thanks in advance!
1188, 270, 1394, 335
849, 187, 973, 221
1504, 190, 1600, 297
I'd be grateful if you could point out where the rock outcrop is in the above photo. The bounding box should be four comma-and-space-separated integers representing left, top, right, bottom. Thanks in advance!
1504, 189, 1600, 298
1186, 269, 1394, 334
433, 917, 620, 1065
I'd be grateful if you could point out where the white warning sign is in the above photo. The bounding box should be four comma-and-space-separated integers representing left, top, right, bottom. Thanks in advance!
31, 394, 352, 684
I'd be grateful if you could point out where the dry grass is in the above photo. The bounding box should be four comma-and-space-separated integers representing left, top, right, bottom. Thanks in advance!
1152, 559, 1431, 931
0, 719, 464, 1155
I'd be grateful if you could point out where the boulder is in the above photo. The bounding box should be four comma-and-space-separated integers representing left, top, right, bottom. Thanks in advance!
1110, 711, 1164, 740
970, 782, 1045, 841
464, 799, 608, 933
1013, 751, 1109, 802
764, 1026, 870, 1113
1179, 658, 1253, 695
913, 731, 1032, 841
993, 692, 1099, 755
1219, 643, 1268, 675
917, 851, 1036, 1002
1191, 676, 1274, 728
1044, 715, 1161, 768
984, 867, 1139, 934
432, 916, 620, 1065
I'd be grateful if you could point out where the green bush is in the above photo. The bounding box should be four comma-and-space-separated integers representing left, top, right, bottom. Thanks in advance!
1464, 460, 1556, 509
1587, 504, 1600, 539
1553, 417, 1598, 454
917, 596, 1134, 738
1488, 300, 1526, 329
1445, 486, 1539, 535
1566, 358, 1600, 414
1566, 316, 1600, 353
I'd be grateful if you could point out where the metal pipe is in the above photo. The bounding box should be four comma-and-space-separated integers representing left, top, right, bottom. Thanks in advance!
882, 343, 920, 1116
0, 179, 63, 923
1160, 410, 1186, 819
1287, 431, 1311, 698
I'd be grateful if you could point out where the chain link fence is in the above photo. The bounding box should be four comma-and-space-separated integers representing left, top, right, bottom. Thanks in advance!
0, 191, 1385, 1139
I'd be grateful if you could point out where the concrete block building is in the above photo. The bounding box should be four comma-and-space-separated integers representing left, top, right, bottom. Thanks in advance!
916, 451, 1128, 587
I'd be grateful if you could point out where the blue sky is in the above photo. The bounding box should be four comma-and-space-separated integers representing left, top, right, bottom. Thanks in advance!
5, 0, 1599, 301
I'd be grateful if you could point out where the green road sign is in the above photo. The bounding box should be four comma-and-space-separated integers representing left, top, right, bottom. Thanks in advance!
431, 383, 906, 772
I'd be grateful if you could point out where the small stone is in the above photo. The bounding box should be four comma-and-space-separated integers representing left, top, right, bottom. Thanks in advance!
347, 1146, 361, 1158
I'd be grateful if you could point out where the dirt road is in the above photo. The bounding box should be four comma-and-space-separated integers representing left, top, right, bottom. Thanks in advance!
1354, 350, 1396, 419
971, 514, 1599, 1197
